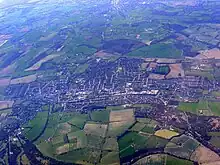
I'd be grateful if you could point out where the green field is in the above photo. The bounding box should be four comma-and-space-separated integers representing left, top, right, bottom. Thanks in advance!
208, 102, 220, 116
210, 137, 220, 148
103, 138, 119, 151
165, 135, 200, 159
86, 134, 104, 149
166, 155, 193, 165
67, 113, 88, 129
130, 122, 146, 132
23, 111, 48, 141
56, 148, 101, 164
133, 154, 193, 165
74, 64, 89, 74
90, 110, 110, 123
100, 151, 120, 165
126, 43, 182, 59
178, 100, 220, 116
107, 120, 135, 137
185, 70, 214, 80
212, 91, 220, 97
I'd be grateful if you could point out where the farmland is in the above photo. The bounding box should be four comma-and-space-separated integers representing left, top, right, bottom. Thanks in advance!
178, 100, 220, 116
10, 74, 37, 84
1, 0, 220, 164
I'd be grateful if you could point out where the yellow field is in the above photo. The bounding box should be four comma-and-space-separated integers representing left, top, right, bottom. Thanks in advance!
25, 54, 61, 71
10, 74, 37, 84
154, 129, 179, 139
109, 109, 134, 122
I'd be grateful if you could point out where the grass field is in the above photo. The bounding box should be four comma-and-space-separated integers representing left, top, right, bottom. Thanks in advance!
90, 110, 110, 123
178, 100, 220, 116
185, 70, 214, 80
87, 134, 104, 149
135, 118, 158, 134
100, 151, 120, 165
56, 148, 101, 164
103, 138, 119, 151
133, 154, 165, 165
166, 155, 193, 165
23, 111, 48, 141
130, 122, 146, 132
119, 145, 135, 158
208, 102, 220, 116
210, 137, 220, 148
133, 154, 193, 165
74, 64, 89, 74
178, 100, 207, 113
119, 132, 147, 151
208, 132, 220, 148
212, 91, 220, 97
67, 130, 87, 149
154, 129, 179, 139
107, 120, 134, 137
107, 109, 135, 137
165, 135, 200, 159
126, 43, 182, 59
67, 113, 88, 129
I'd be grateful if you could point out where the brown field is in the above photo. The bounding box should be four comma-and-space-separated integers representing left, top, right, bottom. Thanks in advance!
148, 62, 157, 69
10, 74, 37, 85
84, 123, 108, 137
190, 146, 220, 164
166, 63, 184, 79
110, 121, 128, 129
109, 109, 134, 122
196, 48, 220, 60
25, 54, 61, 71
56, 144, 69, 155
0, 63, 16, 76
210, 118, 220, 130
0, 78, 11, 87
148, 73, 165, 80
202, 161, 220, 165
0, 101, 14, 110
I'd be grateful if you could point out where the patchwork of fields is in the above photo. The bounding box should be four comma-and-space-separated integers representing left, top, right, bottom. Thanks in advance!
21, 107, 210, 164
